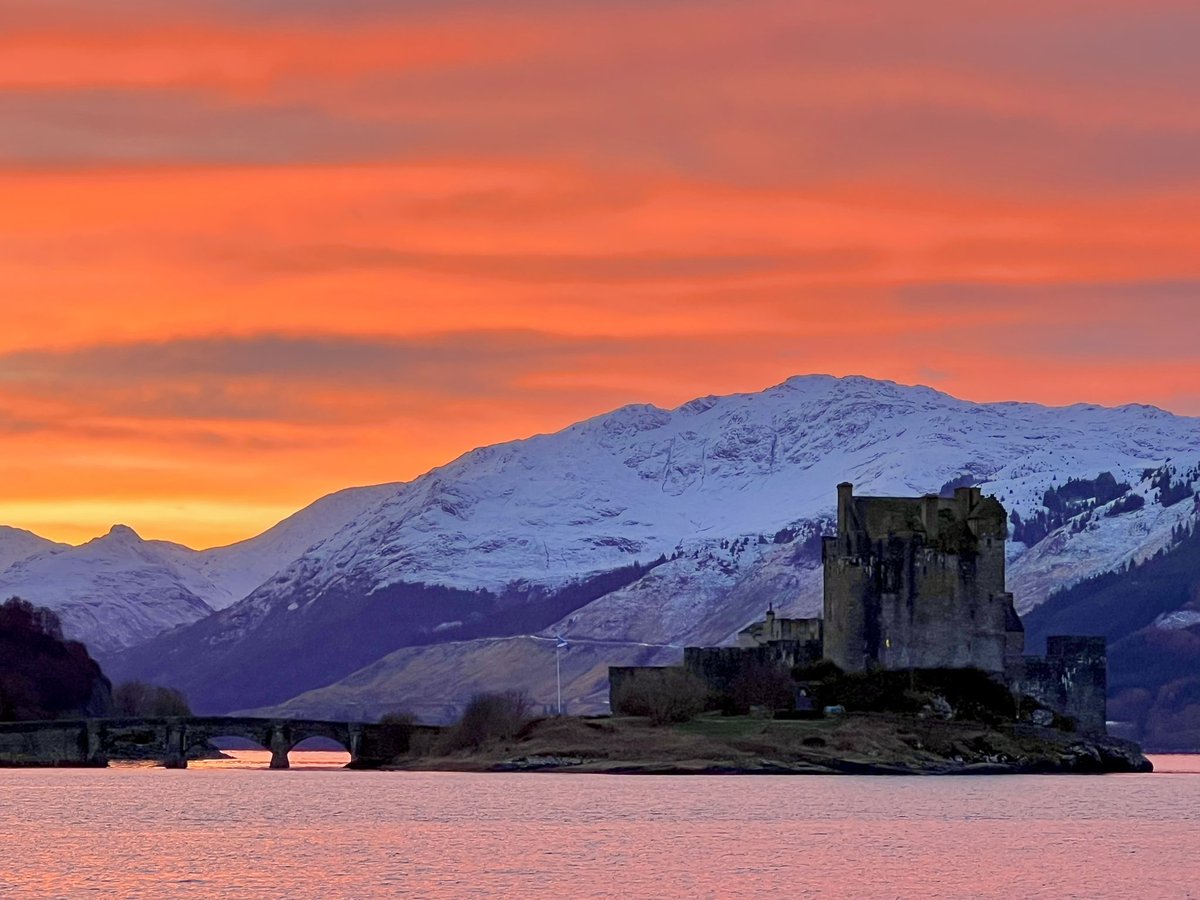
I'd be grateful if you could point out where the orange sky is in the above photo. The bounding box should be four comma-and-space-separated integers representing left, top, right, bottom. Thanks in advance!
2, 0, 1199, 547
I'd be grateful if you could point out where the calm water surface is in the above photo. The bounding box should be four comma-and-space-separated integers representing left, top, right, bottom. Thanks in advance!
1, 752, 1197, 898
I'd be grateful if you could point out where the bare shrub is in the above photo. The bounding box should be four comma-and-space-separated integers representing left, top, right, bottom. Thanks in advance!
409, 729, 439, 757
113, 681, 192, 717
613, 668, 707, 725
444, 691, 532, 751
731, 662, 794, 714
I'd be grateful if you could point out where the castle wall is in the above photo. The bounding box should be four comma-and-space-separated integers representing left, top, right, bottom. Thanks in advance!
684, 641, 821, 696
823, 537, 872, 670
878, 548, 1010, 673
824, 543, 1012, 674
1012, 637, 1107, 734
737, 613, 823, 647
1004, 603, 1026, 677
609, 638, 823, 713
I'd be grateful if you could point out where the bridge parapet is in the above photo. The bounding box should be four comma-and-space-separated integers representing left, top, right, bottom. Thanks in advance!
0, 716, 433, 769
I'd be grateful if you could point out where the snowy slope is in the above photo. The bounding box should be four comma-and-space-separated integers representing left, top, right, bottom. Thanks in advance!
194, 482, 402, 610
0, 483, 401, 654
1008, 464, 1200, 613
234, 375, 1200, 616
0, 526, 219, 655
0, 525, 65, 573
113, 374, 1200, 716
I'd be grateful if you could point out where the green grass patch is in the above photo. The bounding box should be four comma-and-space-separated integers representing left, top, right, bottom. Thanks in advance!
675, 715, 766, 738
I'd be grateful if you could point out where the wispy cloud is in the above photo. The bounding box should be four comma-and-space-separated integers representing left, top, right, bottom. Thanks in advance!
0, 0, 1198, 544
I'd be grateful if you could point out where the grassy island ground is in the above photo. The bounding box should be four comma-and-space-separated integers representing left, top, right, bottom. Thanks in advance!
384, 711, 1152, 776
379, 666, 1152, 775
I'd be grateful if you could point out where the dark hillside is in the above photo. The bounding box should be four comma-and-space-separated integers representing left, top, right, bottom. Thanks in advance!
1025, 520, 1200, 749
1024, 521, 1200, 649
0, 597, 112, 721
109, 559, 666, 714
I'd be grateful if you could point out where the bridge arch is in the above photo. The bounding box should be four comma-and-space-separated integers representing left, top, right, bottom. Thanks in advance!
181, 732, 267, 764
176, 718, 364, 769
289, 734, 353, 764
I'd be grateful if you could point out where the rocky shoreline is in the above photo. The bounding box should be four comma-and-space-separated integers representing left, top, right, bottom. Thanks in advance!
384, 713, 1153, 776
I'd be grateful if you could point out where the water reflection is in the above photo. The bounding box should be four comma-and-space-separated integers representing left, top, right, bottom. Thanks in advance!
1147, 754, 1200, 774
194, 749, 352, 770
2, 757, 1197, 898
110, 750, 351, 770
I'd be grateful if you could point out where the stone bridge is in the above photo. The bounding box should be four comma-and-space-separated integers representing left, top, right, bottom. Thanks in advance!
0, 716, 438, 769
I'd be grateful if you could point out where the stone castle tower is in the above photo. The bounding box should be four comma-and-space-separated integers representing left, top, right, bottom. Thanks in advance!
822, 483, 1025, 674
613, 481, 1107, 733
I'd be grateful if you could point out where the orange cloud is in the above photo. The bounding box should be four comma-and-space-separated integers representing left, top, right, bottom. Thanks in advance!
0, 0, 1197, 546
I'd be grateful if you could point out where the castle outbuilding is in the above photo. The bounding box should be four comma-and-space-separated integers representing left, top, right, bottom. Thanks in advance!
736, 605, 822, 649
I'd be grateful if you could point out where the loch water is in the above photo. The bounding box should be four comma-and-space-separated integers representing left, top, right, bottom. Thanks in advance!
2, 752, 1198, 898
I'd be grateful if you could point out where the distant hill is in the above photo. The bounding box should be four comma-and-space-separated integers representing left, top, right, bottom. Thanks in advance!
0, 483, 399, 655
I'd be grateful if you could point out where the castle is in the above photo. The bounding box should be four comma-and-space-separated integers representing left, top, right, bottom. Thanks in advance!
823, 483, 1024, 675
610, 483, 1108, 733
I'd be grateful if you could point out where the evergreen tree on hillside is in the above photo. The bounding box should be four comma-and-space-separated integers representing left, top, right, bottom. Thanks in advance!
0, 597, 112, 721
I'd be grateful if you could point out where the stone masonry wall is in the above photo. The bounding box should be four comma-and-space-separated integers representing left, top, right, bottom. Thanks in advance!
1012, 636, 1107, 734
684, 641, 821, 696
0, 720, 104, 767
823, 484, 1015, 675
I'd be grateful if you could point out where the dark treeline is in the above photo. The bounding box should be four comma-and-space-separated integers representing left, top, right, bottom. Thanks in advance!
1, 597, 192, 722
1025, 519, 1199, 649
1011, 471, 1134, 547
0, 597, 112, 721
112, 681, 192, 717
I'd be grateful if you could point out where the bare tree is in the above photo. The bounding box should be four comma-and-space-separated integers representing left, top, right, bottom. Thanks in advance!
113, 682, 192, 717
613, 669, 708, 725
443, 691, 532, 751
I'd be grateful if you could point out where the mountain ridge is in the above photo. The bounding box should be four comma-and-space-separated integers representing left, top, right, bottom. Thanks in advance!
104, 374, 1200, 716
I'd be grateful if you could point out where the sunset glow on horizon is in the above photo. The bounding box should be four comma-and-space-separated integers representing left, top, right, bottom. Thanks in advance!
2, 0, 1199, 547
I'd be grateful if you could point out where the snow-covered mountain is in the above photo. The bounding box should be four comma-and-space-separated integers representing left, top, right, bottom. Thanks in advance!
109, 374, 1200, 717
0, 525, 65, 572
233, 376, 1200, 605
0, 483, 399, 655
0, 526, 222, 655
195, 482, 402, 608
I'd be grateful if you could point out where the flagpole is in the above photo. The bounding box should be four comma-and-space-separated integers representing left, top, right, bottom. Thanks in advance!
554, 634, 569, 716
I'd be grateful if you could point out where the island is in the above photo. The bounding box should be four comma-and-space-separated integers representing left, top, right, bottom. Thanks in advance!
387, 484, 1151, 776
381, 683, 1151, 777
